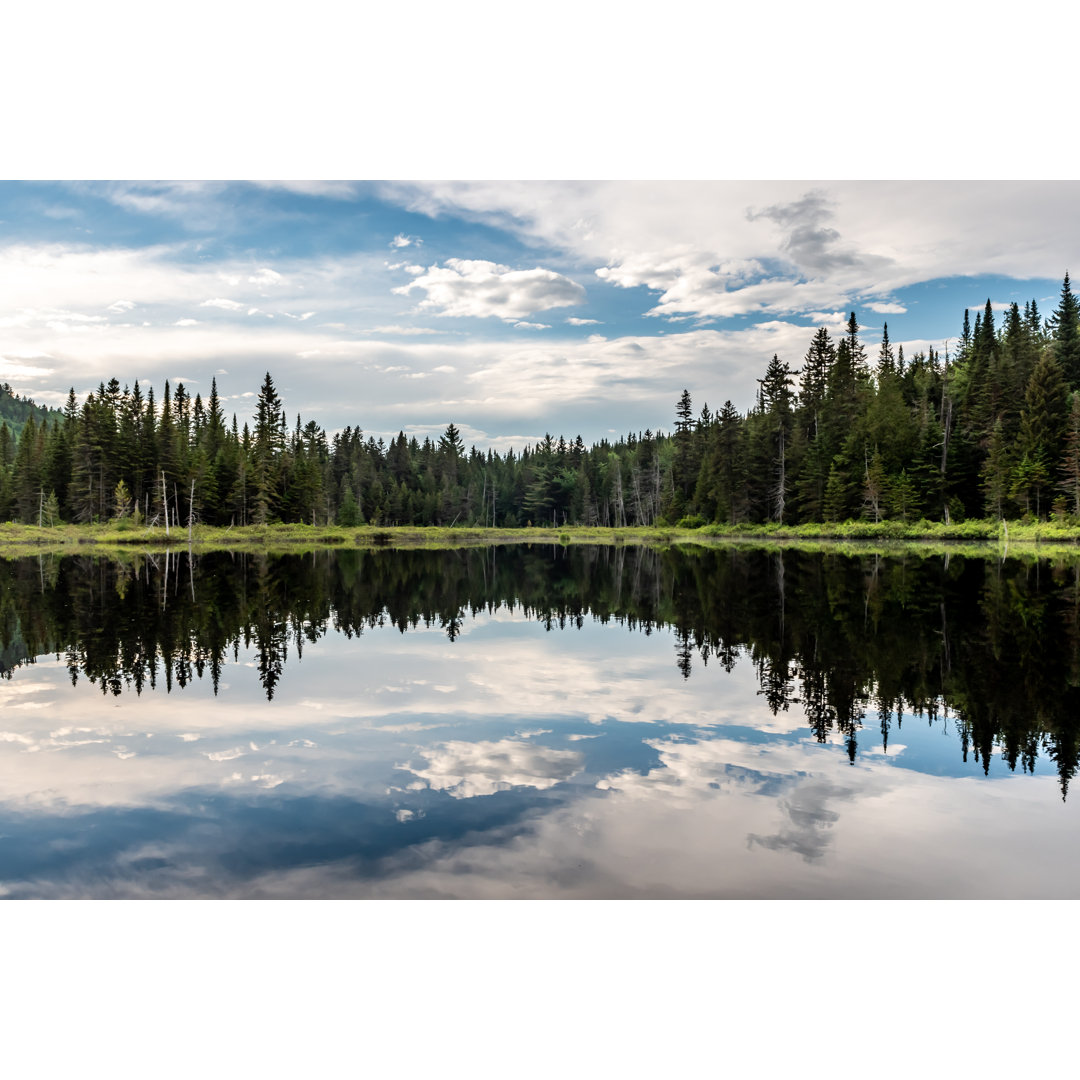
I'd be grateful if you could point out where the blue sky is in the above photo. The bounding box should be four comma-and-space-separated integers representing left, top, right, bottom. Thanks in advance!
0, 180, 1073, 451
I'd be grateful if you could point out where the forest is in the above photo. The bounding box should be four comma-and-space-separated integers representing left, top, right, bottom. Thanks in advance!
3, 272, 1080, 530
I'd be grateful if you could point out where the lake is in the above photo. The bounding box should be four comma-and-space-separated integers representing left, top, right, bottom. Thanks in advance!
1, 543, 1078, 898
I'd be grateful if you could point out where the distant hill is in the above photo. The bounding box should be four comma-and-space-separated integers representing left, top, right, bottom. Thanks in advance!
0, 383, 62, 436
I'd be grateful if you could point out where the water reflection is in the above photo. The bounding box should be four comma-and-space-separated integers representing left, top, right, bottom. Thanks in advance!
0, 545, 1078, 898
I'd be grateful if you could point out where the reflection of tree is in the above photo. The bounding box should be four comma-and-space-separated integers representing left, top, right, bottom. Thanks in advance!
1, 544, 1079, 794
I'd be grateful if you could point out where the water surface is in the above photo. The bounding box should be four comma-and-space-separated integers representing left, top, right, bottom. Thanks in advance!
1, 544, 1078, 898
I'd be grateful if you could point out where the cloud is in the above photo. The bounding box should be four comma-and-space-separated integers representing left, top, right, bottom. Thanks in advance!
200, 298, 245, 311
514, 321, 550, 330
866, 301, 907, 314
248, 267, 282, 287
369, 325, 441, 336
205, 747, 247, 762
380, 180, 1080, 322
0, 358, 55, 379
107, 299, 135, 313
92, 181, 221, 226
390, 234, 420, 248
392, 258, 586, 321
747, 190, 862, 273
966, 301, 1015, 313
406, 738, 583, 799
174, 318, 199, 326
567, 317, 601, 325
249, 181, 361, 200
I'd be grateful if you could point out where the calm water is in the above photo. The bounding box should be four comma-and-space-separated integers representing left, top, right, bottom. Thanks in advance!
1, 543, 1078, 899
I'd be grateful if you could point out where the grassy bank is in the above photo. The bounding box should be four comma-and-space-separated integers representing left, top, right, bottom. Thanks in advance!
1, 518, 1080, 560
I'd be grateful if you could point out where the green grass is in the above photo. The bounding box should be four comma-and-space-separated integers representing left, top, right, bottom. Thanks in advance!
1, 517, 1080, 560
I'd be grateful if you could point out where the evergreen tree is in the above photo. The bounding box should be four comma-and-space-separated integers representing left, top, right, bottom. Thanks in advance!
877, 323, 895, 382
1059, 392, 1080, 518
756, 354, 797, 522
1051, 271, 1080, 389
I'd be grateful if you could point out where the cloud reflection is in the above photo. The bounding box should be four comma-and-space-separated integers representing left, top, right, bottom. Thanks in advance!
407, 739, 584, 799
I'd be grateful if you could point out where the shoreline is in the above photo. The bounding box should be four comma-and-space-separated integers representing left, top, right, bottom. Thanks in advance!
2, 520, 1080, 559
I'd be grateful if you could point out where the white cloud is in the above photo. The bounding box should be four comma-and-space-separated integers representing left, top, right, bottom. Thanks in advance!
174, 318, 199, 326
393, 258, 586, 321
249, 181, 361, 200
514, 321, 550, 330
866, 301, 907, 314
406, 738, 583, 799
0, 358, 54, 379
201, 298, 245, 311
205, 747, 246, 762
95, 181, 221, 225
390, 234, 420, 248
567, 317, 601, 325
381, 180, 1080, 321
107, 299, 135, 313
248, 267, 282, 287
966, 301, 1015, 313
369, 325, 441, 336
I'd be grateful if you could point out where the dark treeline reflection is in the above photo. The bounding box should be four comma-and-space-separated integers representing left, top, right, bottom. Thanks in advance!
3, 544, 1080, 794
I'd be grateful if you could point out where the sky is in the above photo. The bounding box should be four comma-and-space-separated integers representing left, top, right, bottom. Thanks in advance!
1, 180, 1076, 453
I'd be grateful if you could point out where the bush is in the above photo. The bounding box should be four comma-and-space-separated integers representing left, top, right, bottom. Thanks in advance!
676, 514, 707, 529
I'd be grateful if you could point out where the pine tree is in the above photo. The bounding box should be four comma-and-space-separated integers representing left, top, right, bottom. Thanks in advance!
253, 372, 287, 523
877, 323, 895, 382
1058, 392, 1080, 518
800, 326, 834, 441
981, 419, 1011, 520
757, 354, 798, 522
671, 389, 698, 514
1020, 353, 1069, 467
846, 312, 869, 386
1051, 271, 1080, 389
887, 470, 918, 522
823, 456, 853, 522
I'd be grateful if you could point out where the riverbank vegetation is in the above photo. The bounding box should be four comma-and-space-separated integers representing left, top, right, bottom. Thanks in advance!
4, 273, 1080, 533
3, 519, 1080, 564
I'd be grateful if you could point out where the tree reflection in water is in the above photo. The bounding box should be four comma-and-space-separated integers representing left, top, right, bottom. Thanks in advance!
2, 543, 1078, 796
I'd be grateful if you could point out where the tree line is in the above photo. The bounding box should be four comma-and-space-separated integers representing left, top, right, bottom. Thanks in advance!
3, 271, 1080, 528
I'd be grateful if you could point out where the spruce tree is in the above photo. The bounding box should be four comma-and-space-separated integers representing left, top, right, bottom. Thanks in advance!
876, 323, 895, 382
1058, 392, 1080, 518
1051, 271, 1080, 389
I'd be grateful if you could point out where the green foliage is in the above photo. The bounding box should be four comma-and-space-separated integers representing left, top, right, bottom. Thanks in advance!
3, 281, 1078, 533
337, 486, 362, 527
